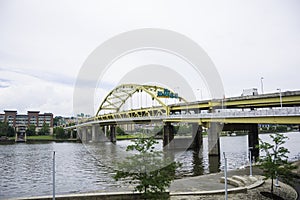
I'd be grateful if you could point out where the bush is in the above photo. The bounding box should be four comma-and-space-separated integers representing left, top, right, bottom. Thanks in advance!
0, 122, 15, 137
38, 123, 50, 135
54, 127, 68, 139
26, 125, 36, 136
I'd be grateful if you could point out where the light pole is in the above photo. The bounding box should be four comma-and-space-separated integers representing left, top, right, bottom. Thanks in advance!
249, 147, 253, 176
223, 152, 228, 200
53, 151, 56, 200
197, 89, 202, 100
260, 77, 264, 94
277, 88, 282, 108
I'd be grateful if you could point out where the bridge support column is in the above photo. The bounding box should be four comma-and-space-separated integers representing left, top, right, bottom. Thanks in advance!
191, 123, 203, 150
163, 122, 175, 147
103, 126, 107, 137
77, 128, 81, 140
92, 125, 97, 142
110, 125, 116, 143
248, 124, 259, 161
208, 122, 222, 156
81, 127, 87, 142
86, 127, 92, 142
70, 130, 73, 139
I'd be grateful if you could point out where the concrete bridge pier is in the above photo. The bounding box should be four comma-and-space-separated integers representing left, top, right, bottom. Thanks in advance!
87, 127, 92, 142
77, 128, 81, 140
70, 130, 74, 139
248, 124, 259, 161
102, 126, 107, 137
191, 123, 203, 150
163, 122, 175, 147
92, 125, 99, 142
81, 127, 87, 142
110, 125, 116, 143
207, 122, 222, 156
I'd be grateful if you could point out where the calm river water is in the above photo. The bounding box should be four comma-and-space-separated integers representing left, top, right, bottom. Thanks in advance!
1, 132, 299, 199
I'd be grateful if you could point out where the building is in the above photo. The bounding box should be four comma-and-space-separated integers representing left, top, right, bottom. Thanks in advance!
0, 110, 54, 135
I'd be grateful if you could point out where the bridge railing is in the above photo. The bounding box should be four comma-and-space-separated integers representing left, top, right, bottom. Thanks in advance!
169, 107, 300, 119
70, 107, 300, 128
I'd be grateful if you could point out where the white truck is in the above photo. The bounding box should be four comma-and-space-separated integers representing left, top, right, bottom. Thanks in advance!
241, 88, 258, 96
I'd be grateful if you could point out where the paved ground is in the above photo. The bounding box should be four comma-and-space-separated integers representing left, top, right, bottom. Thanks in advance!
170, 166, 299, 200
170, 166, 261, 193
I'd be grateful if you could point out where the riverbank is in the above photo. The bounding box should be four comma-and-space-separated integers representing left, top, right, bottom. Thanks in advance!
12, 165, 298, 200
0, 138, 80, 144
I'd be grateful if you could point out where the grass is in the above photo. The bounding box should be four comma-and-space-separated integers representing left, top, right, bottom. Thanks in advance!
27, 135, 55, 140
116, 133, 151, 140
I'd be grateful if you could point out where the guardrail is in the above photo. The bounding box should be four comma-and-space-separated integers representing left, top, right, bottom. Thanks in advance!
177, 107, 300, 119
65, 107, 300, 129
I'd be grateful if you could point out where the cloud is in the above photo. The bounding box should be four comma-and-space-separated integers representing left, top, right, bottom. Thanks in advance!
0, 0, 300, 115
0, 78, 10, 88
0, 69, 73, 116
0, 66, 75, 87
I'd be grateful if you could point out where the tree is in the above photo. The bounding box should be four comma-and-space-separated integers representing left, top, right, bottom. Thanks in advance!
25, 124, 36, 136
258, 133, 296, 197
114, 137, 181, 199
53, 116, 62, 126
116, 126, 126, 135
0, 122, 15, 137
54, 127, 69, 139
38, 123, 50, 135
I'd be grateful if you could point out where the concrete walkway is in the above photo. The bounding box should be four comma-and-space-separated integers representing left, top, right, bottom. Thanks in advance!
169, 167, 298, 200
170, 167, 261, 193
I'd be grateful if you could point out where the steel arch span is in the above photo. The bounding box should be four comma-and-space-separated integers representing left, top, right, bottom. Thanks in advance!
96, 84, 187, 119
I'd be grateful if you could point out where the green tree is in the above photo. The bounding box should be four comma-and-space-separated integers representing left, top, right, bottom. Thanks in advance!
25, 124, 36, 136
258, 133, 296, 196
0, 122, 15, 137
38, 123, 50, 135
53, 116, 62, 126
116, 126, 126, 135
54, 127, 68, 139
114, 137, 181, 199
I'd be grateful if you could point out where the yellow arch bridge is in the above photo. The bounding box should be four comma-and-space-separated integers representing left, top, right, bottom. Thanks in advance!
67, 84, 300, 159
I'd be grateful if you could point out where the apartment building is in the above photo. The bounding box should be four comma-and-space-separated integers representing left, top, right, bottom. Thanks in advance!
0, 110, 54, 134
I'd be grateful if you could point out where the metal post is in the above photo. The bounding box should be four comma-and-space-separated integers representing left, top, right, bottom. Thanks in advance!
221, 99, 224, 110
223, 152, 228, 200
277, 88, 282, 108
53, 151, 55, 200
249, 147, 253, 176
260, 77, 264, 94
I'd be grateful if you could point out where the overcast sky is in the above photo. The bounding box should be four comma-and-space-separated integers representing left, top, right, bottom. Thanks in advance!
0, 0, 299, 116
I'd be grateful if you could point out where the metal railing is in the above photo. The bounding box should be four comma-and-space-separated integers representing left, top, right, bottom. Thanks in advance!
67, 107, 300, 128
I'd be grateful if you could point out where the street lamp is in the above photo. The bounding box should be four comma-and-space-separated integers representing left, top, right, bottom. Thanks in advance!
223, 152, 228, 200
277, 88, 283, 108
197, 89, 202, 100
260, 77, 264, 94
249, 147, 253, 176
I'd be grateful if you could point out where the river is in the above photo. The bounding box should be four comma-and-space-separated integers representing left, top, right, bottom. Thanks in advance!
0, 132, 299, 199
